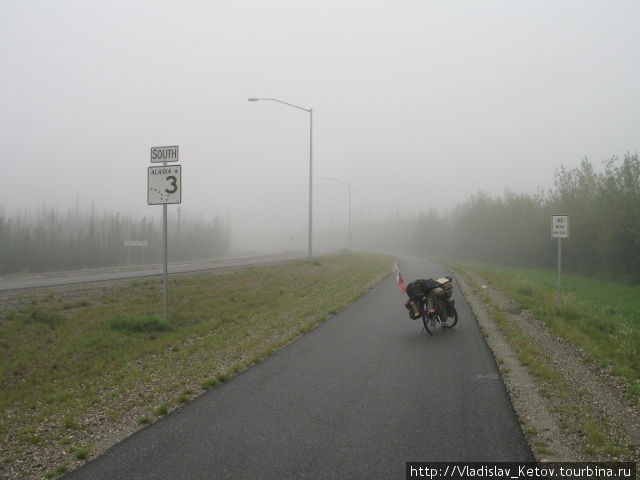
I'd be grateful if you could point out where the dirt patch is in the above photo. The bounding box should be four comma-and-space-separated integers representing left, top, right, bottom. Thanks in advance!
454, 269, 640, 463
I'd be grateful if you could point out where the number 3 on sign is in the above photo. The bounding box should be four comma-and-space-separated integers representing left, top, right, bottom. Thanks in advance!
148, 165, 182, 205
165, 176, 178, 194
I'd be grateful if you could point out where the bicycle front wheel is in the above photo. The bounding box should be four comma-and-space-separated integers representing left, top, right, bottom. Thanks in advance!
422, 314, 437, 335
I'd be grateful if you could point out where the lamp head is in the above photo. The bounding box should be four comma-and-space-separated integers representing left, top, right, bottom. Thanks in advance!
248, 97, 259, 102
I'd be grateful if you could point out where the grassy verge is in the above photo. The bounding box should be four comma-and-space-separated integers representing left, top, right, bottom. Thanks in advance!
0, 251, 392, 474
447, 262, 640, 402
445, 260, 638, 459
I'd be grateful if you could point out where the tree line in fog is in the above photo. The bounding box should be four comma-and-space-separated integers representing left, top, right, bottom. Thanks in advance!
356, 153, 640, 280
416, 152, 639, 279
2, 153, 637, 278
0, 205, 229, 274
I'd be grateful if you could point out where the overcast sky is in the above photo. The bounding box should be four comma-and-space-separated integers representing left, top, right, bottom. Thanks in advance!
2, 1, 639, 250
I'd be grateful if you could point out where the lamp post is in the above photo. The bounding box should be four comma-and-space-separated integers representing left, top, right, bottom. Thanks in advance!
249, 97, 313, 261
322, 177, 351, 251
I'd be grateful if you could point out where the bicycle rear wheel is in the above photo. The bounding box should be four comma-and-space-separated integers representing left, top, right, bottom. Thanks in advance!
441, 306, 458, 328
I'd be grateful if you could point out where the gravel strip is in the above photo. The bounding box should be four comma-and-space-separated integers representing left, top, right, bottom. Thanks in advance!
455, 269, 640, 463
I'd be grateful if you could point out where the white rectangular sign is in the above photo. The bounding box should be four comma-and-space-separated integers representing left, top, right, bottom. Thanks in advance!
150, 146, 179, 163
148, 165, 182, 204
552, 215, 569, 238
124, 240, 148, 246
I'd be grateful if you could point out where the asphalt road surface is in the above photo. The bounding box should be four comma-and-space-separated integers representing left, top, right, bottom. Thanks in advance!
64, 254, 532, 480
0, 252, 304, 291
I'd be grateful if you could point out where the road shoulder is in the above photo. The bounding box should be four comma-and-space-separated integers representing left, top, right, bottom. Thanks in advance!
453, 268, 640, 463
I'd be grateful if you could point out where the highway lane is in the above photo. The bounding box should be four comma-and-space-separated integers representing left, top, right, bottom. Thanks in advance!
64, 254, 532, 479
0, 252, 305, 291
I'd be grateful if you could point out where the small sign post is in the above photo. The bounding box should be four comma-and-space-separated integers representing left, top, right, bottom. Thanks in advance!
148, 146, 181, 323
552, 215, 569, 311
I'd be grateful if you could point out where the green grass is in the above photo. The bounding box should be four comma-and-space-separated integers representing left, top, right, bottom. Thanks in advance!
29, 308, 67, 327
451, 261, 640, 402
75, 447, 90, 460
448, 260, 638, 459
155, 404, 168, 416
109, 315, 172, 333
45, 463, 68, 478
177, 390, 194, 404
0, 251, 392, 469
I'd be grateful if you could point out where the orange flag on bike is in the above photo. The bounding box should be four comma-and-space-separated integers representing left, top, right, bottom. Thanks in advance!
394, 262, 406, 294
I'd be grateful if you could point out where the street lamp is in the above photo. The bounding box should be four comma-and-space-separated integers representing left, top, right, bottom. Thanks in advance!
249, 97, 313, 261
322, 177, 351, 251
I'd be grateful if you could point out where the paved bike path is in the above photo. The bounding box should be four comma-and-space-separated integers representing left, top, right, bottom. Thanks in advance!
64, 255, 532, 479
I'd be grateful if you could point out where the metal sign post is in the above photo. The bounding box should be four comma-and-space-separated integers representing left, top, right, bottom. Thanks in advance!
163, 203, 168, 320
552, 215, 569, 311
148, 147, 181, 322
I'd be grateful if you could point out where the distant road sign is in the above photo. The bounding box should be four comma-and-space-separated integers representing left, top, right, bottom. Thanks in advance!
552, 215, 569, 238
151, 146, 179, 163
148, 165, 182, 204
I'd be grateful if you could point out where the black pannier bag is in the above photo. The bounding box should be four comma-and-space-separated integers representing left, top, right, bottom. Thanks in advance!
405, 278, 440, 320
405, 281, 422, 299
404, 298, 422, 319
406, 279, 439, 299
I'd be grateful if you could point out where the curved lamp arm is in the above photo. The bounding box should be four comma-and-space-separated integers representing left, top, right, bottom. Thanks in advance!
248, 97, 311, 113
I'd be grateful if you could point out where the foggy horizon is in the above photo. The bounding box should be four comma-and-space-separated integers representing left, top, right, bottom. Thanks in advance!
2, 1, 639, 255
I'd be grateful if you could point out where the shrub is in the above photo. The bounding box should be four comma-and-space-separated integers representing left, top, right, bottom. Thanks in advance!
109, 315, 172, 334
30, 309, 66, 327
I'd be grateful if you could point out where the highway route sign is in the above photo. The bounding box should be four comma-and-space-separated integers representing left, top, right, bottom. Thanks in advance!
148, 165, 182, 204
